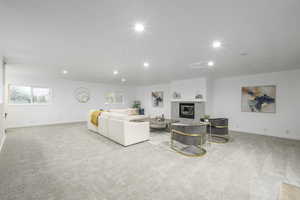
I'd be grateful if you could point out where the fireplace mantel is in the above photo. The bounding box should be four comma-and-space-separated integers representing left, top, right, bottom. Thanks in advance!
171, 99, 206, 102
171, 100, 205, 123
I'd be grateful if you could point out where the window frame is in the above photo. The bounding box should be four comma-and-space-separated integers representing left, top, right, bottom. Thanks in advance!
8, 84, 52, 106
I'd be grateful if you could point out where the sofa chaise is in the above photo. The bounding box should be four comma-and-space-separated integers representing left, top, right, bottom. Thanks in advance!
87, 109, 150, 146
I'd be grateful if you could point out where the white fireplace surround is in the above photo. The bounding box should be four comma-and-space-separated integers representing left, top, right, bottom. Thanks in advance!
171, 99, 206, 102
171, 101, 205, 123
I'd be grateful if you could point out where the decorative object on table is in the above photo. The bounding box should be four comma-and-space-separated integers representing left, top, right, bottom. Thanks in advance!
154, 114, 165, 122
151, 91, 164, 107
139, 108, 145, 115
203, 115, 210, 122
195, 93, 203, 99
201, 118, 229, 143
74, 87, 90, 103
132, 101, 145, 115
150, 118, 167, 130
242, 85, 276, 113
160, 114, 165, 121
171, 122, 210, 157
149, 118, 179, 132
172, 92, 181, 99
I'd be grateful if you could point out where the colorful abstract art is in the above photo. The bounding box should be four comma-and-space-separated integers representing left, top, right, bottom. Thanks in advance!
241, 85, 276, 113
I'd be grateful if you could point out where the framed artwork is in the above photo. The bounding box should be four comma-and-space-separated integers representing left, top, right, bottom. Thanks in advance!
74, 87, 90, 103
241, 85, 276, 113
152, 91, 164, 107
105, 92, 124, 104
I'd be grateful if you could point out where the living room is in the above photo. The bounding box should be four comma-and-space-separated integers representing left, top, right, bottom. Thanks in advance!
0, 0, 300, 200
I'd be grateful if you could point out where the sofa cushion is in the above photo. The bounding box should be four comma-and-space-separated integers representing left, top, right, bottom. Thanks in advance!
127, 108, 139, 115
109, 109, 128, 114
106, 113, 128, 120
109, 108, 139, 115
126, 115, 148, 121
102, 112, 148, 121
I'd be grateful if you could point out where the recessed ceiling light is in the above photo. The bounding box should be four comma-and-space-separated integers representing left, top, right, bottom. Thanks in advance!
212, 40, 222, 48
62, 70, 68, 74
134, 23, 145, 33
113, 70, 119, 75
143, 62, 149, 68
207, 61, 214, 66
121, 78, 126, 82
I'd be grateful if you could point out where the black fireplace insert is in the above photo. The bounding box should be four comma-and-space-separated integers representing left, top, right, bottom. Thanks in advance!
179, 103, 195, 119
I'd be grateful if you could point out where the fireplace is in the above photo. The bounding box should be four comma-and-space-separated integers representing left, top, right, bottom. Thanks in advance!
179, 103, 195, 119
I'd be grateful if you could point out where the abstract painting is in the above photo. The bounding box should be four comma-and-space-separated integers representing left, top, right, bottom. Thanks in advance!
242, 85, 276, 113
152, 91, 164, 107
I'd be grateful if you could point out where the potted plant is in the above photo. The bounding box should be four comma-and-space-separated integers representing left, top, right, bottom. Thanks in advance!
132, 100, 141, 109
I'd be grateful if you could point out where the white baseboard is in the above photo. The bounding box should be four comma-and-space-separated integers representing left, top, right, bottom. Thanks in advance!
6, 120, 86, 130
0, 132, 6, 153
229, 129, 300, 141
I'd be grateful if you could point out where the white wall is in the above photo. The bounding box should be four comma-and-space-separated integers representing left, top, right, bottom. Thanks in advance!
170, 78, 207, 101
6, 65, 300, 140
0, 56, 5, 148
136, 78, 207, 118
205, 76, 214, 115
6, 71, 136, 128
135, 71, 300, 140
212, 69, 300, 140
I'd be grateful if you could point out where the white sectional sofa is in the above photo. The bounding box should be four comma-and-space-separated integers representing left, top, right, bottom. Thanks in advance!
87, 109, 150, 146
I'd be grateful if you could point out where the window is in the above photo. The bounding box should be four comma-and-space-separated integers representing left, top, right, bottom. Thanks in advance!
9, 85, 51, 105
105, 92, 124, 104
9, 85, 32, 104
32, 87, 51, 104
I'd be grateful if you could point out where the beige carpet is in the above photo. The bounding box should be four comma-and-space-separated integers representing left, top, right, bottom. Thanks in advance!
1, 122, 300, 200
280, 183, 300, 200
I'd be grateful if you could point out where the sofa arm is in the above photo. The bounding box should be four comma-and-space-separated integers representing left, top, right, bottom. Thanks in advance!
123, 121, 150, 146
